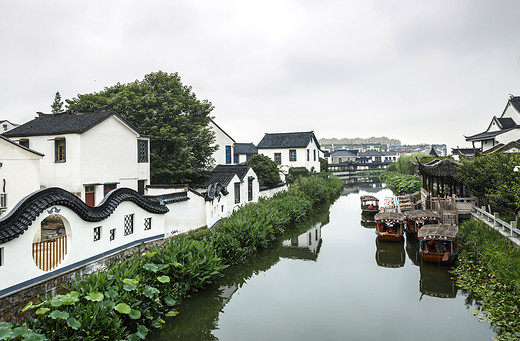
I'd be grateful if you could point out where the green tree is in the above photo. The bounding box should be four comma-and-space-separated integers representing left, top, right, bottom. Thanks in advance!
66, 71, 217, 184
456, 152, 520, 214
319, 157, 329, 173
245, 154, 281, 185
51, 91, 64, 114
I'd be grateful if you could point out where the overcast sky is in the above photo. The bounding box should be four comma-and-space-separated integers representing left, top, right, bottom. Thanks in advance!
1, 1, 520, 151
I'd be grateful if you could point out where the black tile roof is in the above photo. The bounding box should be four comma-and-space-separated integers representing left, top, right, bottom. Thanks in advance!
0, 187, 168, 245
198, 164, 252, 188
234, 143, 258, 155
257, 132, 320, 149
497, 117, 516, 129
0, 135, 44, 156
146, 192, 189, 204
465, 128, 512, 142
509, 96, 520, 112
3, 109, 142, 138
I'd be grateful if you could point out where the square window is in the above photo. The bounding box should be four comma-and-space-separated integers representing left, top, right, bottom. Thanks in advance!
144, 217, 151, 231
94, 226, 101, 241
124, 214, 134, 236
110, 229, 116, 241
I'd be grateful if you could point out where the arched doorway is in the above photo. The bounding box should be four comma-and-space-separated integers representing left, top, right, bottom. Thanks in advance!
32, 214, 69, 271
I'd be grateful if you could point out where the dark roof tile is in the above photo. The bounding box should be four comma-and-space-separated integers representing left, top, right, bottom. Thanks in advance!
4, 109, 142, 138
257, 132, 320, 149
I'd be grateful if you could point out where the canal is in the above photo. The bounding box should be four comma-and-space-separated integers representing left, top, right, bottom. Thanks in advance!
150, 177, 496, 340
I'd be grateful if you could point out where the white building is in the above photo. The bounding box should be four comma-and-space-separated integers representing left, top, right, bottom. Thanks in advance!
256, 131, 322, 173
465, 96, 520, 152
4, 110, 150, 206
195, 164, 259, 228
209, 119, 236, 166
233, 143, 258, 164
0, 135, 43, 218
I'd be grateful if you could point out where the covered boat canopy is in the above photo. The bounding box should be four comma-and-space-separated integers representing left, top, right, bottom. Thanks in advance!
418, 224, 458, 241
405, 210, 441, 221
360, 195, 379, 202
374, 212, 405, 222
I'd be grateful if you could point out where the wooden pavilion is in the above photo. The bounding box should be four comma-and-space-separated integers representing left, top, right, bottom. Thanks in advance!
412, 158, 464, 197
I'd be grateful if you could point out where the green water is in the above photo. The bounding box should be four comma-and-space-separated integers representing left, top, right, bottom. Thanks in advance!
150, 179, 496, 340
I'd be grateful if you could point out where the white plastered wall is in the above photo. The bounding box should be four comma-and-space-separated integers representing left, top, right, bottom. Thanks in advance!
0, 201, 165, 293
0, 141, 41, 218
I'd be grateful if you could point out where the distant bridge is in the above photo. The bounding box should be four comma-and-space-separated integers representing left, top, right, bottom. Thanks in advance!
329, 161, 392, 175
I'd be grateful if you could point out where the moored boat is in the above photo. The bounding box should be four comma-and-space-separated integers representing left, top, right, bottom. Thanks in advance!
418, 224, 458, 264
380, 197, 396, 212
374, 212, 405, 241
360, 195, 379, 214
404, 210, 441, 239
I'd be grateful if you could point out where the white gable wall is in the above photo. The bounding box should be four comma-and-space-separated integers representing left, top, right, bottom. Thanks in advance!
501, 102, 520, 123
80, 117, 150, 194
0, 141, 41, 218
209, 121, 235, 166
26, 134, 82, 194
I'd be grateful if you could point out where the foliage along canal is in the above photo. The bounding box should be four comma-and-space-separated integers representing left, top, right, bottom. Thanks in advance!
150, 177, 496, 341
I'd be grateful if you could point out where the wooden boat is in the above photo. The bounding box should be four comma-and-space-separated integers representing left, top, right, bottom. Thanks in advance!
396, 194, 415, 211
380, 197, 396, 212
374, 212, 405, 241
360, 195, 379, 214
404, 210, 441, 239
418, 224, 458, 264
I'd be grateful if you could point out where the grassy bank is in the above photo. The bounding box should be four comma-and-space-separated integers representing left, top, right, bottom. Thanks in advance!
0, 173, 344, 340
452, 219, 520, 340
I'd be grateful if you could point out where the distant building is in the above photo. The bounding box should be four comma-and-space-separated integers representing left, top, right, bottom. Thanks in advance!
233, 143, 258, 163
257, 131, 322, 172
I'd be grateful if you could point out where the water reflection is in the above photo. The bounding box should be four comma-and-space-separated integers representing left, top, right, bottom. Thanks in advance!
150, 208, 330, 341
375, 239, 405, 268
419, 263, 457, 299
280, 223, 322, 261
360, 212, 376, 229
341, 176, 383, 195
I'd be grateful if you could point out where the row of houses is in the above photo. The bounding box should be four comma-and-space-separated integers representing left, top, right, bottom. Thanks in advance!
0, 109, 323, 297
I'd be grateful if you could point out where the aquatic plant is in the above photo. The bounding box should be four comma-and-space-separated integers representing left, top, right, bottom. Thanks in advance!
452, 219, 520, 340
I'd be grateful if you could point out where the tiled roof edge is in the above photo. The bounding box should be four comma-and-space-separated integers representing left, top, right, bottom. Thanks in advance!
0, 187, 169, 245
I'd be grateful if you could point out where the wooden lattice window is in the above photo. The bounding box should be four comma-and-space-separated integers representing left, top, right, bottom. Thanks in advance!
138, 140, 148, 163
289, 149, 297, 162
93, 226, 101, 242
54, 138, 66, 163
144, 217, 151, 231
124, 214, 134, 236
110, 228, 116, 241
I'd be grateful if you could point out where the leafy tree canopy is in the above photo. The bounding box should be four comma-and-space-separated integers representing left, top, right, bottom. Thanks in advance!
245, 154, 281, 185
66, 71, 217, 184
319, 157, 329, 173
456, 152, 520, 214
